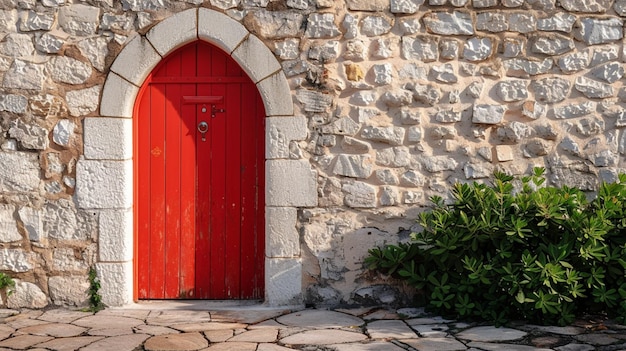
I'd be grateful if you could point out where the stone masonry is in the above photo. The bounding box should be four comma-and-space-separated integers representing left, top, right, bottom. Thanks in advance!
0, 0, 625, 308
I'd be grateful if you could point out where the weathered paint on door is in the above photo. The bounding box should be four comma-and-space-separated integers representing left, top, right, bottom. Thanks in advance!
135, 41, 265, 300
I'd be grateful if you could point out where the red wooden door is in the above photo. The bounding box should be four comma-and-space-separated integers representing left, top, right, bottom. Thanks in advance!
135, 41, 265, 300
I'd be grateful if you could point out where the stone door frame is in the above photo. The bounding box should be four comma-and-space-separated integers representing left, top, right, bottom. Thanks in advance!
76, 8, 317, 307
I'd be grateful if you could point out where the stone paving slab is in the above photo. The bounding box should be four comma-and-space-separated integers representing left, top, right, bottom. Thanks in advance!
0, 334, 53, 349
401, 337, 468, 351
34, 336, 104, 351
366, 319, 418, 339
457, 325, 527, 341
18, 322, 86, 337
144, 332, 209, 351
277, 310, 364, 328
205, 341, 257, 350
280, 329, 368, 345
468, 341, 552, 351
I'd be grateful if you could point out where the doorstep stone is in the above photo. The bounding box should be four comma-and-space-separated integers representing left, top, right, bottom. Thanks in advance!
402, 338, 468, 351
145, 310, 212, 326
456, 326, 527, 342
277, 310, 364, 328
366, 320, 418, 339
280, 329, 367, 345
144, 332, 209, 351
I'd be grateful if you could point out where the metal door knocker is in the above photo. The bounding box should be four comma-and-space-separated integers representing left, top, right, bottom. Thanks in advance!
198, 121, 208, 141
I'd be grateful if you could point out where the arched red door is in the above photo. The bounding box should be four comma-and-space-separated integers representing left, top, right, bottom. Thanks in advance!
134, 41, 265, 300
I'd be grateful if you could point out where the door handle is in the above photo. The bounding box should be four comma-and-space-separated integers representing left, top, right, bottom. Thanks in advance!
198, 121, 208, 141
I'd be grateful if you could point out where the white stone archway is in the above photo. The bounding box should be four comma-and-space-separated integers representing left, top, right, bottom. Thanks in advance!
76, 8, 317, 307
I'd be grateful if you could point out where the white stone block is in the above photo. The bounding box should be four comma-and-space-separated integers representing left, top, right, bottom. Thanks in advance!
266, 257, 302, 306
111, 35, 161, 86
146, 8, 197, 57
198, 8, 248, 53
96, 261, 133, 306
100, 72, 139, 118
76, 159, 132, 209
266, 207, 299, 258
266, 160, 317, 207
84, 118, 132, 160
232, 35, 281, 83
99, 209, 133, 262
7, 280, 48, 309
257, 71, 294, 116
266, 116, 307, 159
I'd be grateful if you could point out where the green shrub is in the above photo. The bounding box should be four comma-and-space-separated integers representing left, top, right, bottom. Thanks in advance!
0, 273, 15, 296
366, 168, 626, 326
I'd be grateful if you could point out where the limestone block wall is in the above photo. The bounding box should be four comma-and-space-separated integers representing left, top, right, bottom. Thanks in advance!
0, 0, 623, 307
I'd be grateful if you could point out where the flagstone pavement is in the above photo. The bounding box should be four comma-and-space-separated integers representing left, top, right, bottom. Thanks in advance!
0, 302, 625, 350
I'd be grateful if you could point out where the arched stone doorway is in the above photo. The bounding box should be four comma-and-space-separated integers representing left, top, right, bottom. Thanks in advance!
76, 8, 317, 306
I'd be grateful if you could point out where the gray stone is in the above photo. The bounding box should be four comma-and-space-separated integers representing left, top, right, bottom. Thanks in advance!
58, 4, 99, 36
431, 63, 457, 83
0, 249, 35, 272
440, 39, 460, 59
525, 139, 551, 157
372, 38, 396, 59
52, 247, 90, 272
342, 14, 358, 39
375, 169, 399, 185
48, 276, 89, 306
464, 162, 492, 179
50, 56, 92, 84
531, 34, 574, 55
403, 191, 422, 204
560, 0, 611, 12
333, 155, 373, 179
399, 108, 422, 125
19, 10, 54, 31
361, 16, 392, 37
0, 94, 27, 113
468, 342, 551, 351
296, 89, 333, 113
0, 9, 17, 32
555, 344, 595, 351
476, 12, 508, 32
381, 89, 412, 107
466, 80, 484, 98
558, 50, 590, 74
591, 46, 619, 66
308, 40, 339, 62
616, 0, 626, 15
8, 120, 49, 150
305, 13, 340, 38
401, 170, 425, 186
0, 205, 20, 243
537, 12, 576, 32
209, 0, 238, 9
423, 156, 458, 172
349, 91, 377, 106
575, 76, 614, 98
36, 31, 67, 54
407, 126, 423, 142
402, 36, 438, 62
367, 320, 418, 339
280, 329, 367, 345
52, 119, 75, 147
4, 59, 44, 89
372, 63, 393, 85
577, 118, 605, 137
344, 39, 367, 60
346, 0, 389, 11
463, 37, 493, 61
101, 13, 133, 32
44, 199, 93, 241
342, 181, 377, 208
376, 147, 410, 167
430, 126, 457, 139
458, 326, 527, 341
120, 0, 166, 11
361, 126, 405, 145
379, 186, 399, 206
66, 86, 101, 117
78, 37, 109, 71
412, 83, 442, 105
391, 0, 424, 13
591, 62, 624, 83
245, 10, 304, 39
0, 33, 35, 57
503, 58, 553, 77
342, 137, 371, 153
522, 101, 547, 120
322, 117, 360, 136
423, 11, 473, 35
287, 0, 309, 10
472, 104, 506, 124
509, 13, 536, 33
6, 281, 47, 309
532, 77, 571, 103
554, 101, 595, 119
497, 121, 532, 142
0, 151, 40, 192
330, 342, 406, 351
398, 18, 421, 35
275, 38, 299, 60
18, 206, 43, 242
575, 18, 623, 45
435, 109, 462, 123
496, 80, 528, 102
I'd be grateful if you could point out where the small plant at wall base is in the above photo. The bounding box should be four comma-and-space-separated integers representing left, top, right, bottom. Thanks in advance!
87, 267, 105, 312
366, 168, 626, 326
0, 273, 15, 296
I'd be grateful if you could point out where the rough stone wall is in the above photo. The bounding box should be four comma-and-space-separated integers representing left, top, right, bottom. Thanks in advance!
0, 0, 624, 307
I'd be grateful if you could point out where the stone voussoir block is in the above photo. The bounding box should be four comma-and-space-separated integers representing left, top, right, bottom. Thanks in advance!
198, 8, 249, 53
146, 8, 198, 57
100, 72, 139, 118
111, 35, 162, 87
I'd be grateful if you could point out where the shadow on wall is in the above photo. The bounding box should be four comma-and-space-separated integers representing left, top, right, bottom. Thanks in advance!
299, 208, 418, 308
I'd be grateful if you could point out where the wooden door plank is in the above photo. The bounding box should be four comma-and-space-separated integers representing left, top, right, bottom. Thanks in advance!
209, 82, 227, 299
179, 45, 197, 298
148, 83, 167, 298
137, 84, 152, 299
164, 83, 182, 299
195, 83, 212, 298
224, 83, 242, 298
